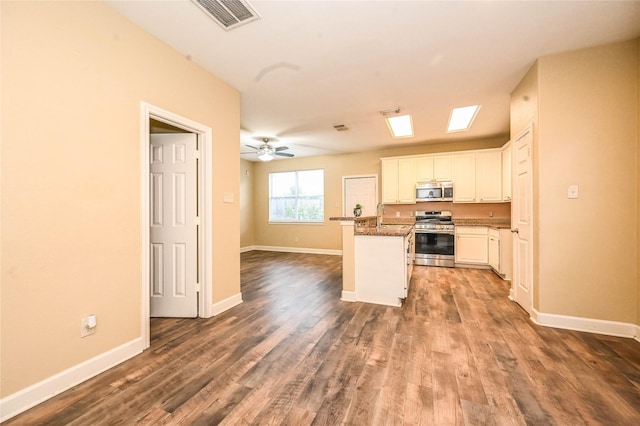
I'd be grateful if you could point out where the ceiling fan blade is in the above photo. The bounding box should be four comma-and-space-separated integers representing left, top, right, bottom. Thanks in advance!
274, 146, 289, 152
245, 144, 259, 150
276, 152, 294, 157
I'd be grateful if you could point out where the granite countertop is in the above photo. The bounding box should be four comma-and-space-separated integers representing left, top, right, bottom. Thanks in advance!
329, 216, 415, 224
329, 215, 376, 222
453, 218, 511, 229
330, 215, 415, 236
354, 223, 414, 237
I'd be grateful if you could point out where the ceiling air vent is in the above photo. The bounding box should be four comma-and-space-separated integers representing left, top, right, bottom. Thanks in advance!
192, 0, 260, 31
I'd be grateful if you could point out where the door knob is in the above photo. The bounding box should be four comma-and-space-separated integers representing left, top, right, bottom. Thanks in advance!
511, 228, 519, 234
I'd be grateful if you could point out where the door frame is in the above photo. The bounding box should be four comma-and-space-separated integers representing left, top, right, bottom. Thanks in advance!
140, 102, 213, 348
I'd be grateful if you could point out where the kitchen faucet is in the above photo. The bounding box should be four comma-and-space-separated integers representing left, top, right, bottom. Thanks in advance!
376, 202, 385, 229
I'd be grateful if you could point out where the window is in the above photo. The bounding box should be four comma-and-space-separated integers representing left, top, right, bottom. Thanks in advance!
269, 169, 324, 223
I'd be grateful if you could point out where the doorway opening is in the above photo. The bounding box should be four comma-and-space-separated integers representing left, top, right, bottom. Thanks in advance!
140, 102, 213, 349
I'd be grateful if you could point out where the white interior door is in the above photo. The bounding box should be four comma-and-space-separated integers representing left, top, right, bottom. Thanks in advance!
150, 133, 198, 317
512, 127, 533, 315
344, 176, 377, 217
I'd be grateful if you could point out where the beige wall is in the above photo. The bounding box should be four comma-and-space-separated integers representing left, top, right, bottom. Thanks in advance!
240, 159, 256, 248
1, 1, 240, 397
512, 39, 639, 324
251, 137, 508, 251
638, 40, 640, 327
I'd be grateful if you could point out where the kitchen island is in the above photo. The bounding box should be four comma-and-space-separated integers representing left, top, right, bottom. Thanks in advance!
330, 216, 415, 307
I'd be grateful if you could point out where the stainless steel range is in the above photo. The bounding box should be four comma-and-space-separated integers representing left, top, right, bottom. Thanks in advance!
414, 210, 455, 267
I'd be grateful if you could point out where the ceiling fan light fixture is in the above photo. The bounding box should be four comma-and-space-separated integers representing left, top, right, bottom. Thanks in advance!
258, 146, 274, 161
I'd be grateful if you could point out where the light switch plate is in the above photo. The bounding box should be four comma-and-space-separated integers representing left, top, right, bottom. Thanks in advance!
223, 192, 234, 203
568, 185, 579, 199
80, 317, 96, 338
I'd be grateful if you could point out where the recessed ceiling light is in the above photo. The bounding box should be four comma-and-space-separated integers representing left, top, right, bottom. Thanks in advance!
447, 105, 480, 132
386, 114, 414, 138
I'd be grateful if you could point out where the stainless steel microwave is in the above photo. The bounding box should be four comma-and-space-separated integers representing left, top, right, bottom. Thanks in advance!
416, 181, 453, 202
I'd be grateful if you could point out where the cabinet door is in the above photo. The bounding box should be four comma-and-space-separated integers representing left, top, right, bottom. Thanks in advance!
397, 158, 416, 203
415, 156, 434, 182
381, 159, 399, 203
499, 228, 513, 279
502, 143, 512, 201
456, 226, 488, 264
488, 233, 500, 270
433, 155, 452, 181
452, 153, 476, 202
477, 151, 502, 202
456, 234, 489, 264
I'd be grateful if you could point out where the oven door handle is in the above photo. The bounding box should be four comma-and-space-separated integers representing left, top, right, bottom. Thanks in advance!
416, 229, 455, 235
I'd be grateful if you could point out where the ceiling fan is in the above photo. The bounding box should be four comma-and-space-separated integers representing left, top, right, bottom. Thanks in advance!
243, 137, 294, 162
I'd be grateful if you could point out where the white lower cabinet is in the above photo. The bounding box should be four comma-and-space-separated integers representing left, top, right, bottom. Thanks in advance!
355, 232, 414, 307
488, 228, 512, 279
455, 226, 488, 264
488, 229, 500, 270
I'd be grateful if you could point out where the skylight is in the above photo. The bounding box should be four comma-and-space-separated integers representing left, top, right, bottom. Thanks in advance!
447, 105, 480, 132
386, 114, 414, 138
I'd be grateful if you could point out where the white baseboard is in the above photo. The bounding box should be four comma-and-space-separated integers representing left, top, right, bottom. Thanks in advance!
211, 292, 243, 316
341, 290, 357, 302
253, 245, 342, 256
531, 308, 639, 340
240, 245, 256, 253
0, 337, 145, 422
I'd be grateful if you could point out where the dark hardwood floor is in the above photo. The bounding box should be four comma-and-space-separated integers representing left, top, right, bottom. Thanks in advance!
5, 251, 640, 425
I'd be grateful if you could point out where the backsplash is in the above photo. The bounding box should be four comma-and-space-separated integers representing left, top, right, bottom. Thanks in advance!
383, 201, 511, 219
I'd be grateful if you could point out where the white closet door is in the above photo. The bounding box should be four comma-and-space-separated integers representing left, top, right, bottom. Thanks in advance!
150, 133, 198, 318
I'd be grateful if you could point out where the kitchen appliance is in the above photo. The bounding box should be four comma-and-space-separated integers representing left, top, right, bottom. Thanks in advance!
414, 210, 455, 267
415, 181, 453, 202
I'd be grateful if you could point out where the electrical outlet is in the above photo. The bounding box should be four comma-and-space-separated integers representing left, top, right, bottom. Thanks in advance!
489, 211, 494, 217
80, 317, 96, 338
294, 236, 299, 242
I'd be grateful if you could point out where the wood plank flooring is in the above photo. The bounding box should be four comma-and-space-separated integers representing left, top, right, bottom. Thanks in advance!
5, 251, 640, 425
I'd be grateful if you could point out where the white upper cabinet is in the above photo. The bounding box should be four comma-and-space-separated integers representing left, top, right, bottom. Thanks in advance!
476, 150, 502, 202
502, 142, 512, 201
381, 158, 416, 204
381, 158, 399, 203
433, 155, 453, 181
415, 156, 434, 182
383, 143, 510, 205
397, 158, 417, 203
414, 155, 452, 182
452, 153, 476, 202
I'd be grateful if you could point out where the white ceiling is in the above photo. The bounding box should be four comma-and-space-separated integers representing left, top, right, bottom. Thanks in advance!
107, 0, 640, 161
